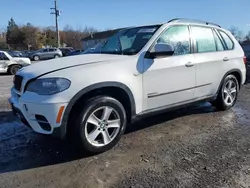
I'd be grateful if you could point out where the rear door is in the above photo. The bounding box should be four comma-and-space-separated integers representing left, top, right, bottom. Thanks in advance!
191, 26, 227, 99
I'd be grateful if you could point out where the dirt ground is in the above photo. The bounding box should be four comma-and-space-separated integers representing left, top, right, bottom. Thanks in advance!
1, 73, 250, 188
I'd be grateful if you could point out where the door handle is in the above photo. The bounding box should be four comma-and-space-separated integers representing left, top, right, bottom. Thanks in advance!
223, 57, 229, 61
185, 62, 194, 67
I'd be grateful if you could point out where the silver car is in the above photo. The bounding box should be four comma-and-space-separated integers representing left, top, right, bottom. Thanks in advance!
29, 48, 62, 61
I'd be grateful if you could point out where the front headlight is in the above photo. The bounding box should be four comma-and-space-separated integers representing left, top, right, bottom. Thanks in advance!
26, 78, 71, 95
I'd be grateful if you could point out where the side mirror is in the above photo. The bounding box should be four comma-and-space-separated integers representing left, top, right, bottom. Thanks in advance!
146, 43, 174, 59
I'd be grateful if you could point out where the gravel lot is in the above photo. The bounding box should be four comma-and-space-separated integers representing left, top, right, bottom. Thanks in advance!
1, 71, 250, 188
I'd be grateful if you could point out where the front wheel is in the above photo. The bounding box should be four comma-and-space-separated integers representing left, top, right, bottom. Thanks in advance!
54, 54, 60, 59
74, 96, 127, 153
33, 55, 40, 61
211, 74, 239, 110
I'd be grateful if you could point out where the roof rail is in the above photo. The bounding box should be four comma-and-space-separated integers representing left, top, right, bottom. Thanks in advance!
168, 18, 221, 28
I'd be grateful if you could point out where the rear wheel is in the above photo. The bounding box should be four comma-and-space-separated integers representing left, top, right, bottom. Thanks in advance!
9, 65, 21, 75
211, 74, 239, 110
74, 96, 127, 153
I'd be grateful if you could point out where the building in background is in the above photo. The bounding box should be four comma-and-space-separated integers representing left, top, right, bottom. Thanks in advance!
81, 28, 121, 50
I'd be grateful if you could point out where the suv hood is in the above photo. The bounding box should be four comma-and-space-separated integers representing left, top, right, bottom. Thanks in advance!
17, 54, 131, 79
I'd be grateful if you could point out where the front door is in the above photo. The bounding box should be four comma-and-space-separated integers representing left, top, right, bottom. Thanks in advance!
143, 25, 196, 110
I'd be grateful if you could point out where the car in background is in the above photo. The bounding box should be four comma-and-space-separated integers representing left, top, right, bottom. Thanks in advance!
0, 50, 31, 75
66, 49, 83, 56
59, 47, 74, 56
241, 44, 250, 64
28, 48, 63, 61
21, 50, 34, 57
7, 50, 23, 57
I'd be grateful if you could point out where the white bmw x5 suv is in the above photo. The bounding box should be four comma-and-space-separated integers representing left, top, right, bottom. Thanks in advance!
9, 19, 246, 153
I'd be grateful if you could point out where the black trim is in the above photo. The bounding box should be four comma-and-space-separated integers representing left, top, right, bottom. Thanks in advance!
55, 82, 136, 139
148, 83, 212, 98
137, 95, 216, 119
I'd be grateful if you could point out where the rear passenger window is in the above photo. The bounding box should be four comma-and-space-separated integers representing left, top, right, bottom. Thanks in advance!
213, 30, 224, 51
156, 25, 191, 56
49, 49, 55, 52
192, 26, 216, 53
218, 31, 234, 50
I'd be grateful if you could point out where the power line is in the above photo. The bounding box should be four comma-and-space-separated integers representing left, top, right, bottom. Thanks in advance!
50, 0, 60, 48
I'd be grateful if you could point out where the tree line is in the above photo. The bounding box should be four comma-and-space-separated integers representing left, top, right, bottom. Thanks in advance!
0, 18, 98, 51
1, 18, 250, 51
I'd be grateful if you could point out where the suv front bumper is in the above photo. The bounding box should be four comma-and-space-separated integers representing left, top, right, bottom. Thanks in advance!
9, 88, 68, 138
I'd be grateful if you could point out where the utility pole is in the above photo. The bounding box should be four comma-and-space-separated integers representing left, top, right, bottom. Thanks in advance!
50, 0, 60, 47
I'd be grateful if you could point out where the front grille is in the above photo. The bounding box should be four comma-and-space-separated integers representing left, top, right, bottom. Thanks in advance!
14, 75, 23, 91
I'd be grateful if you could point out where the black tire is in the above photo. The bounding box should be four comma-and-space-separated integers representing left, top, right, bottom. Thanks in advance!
74, 96, 127, 153
54, 54, 60, 59
33, 55, 40, 61
9, 65, 21, 75
211, 74, 239, 110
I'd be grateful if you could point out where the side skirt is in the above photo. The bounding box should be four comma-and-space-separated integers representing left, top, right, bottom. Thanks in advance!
131, 95, 217, 122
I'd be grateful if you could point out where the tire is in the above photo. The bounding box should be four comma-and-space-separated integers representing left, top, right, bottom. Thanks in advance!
74, 96, 127, 153
33, 55, 40, 61
211, 74, 239, 110
54, 54, 60, 59
9, 65, 22, 75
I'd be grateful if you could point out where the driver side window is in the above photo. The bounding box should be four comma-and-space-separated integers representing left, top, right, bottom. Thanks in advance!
155, 25, 191, 56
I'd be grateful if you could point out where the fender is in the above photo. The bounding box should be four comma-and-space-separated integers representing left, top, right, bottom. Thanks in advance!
54, 82, 136, 139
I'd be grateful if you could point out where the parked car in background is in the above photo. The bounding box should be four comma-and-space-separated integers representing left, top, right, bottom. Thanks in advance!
28, 48, 63, 61
0, 50, 31, 75
241, 44, 250, 63
59, 47, 74, 56
66, 49, 83, 56
22, 50, 34, 57
9, 18, 246, 153
7, 50, 23, 57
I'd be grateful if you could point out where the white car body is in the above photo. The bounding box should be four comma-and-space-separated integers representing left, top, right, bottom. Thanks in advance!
9, 19, 246, 149
0, 51, 31, 73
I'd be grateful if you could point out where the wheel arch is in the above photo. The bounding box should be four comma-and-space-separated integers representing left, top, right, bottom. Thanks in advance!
7, 64, 22, 73
216, 69, 243, 94
55, 82, 136, 139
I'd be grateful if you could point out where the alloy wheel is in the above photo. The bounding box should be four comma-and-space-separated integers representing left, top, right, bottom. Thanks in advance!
85, 106, 121, 147
223, 79, 237, 106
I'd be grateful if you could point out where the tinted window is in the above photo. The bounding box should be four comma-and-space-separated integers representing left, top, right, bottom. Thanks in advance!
0, 52, 9, 60
49, 49, 55, 52
42, 49, 48, 52
156, 25, 190, 55
219, 31, 234, 50
213, 30, 224, 51
192, 26, 216, 53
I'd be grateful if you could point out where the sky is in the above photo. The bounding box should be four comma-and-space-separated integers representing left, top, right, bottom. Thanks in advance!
0, 0, 249, 33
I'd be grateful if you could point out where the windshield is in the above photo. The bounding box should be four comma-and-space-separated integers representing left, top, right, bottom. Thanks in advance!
101, 25, 160, 55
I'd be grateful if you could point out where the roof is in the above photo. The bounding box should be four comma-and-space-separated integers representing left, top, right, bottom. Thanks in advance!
82, 28, 123, 41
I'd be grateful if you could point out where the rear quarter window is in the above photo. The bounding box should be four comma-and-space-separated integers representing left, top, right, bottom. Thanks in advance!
218, 30, 234, 50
